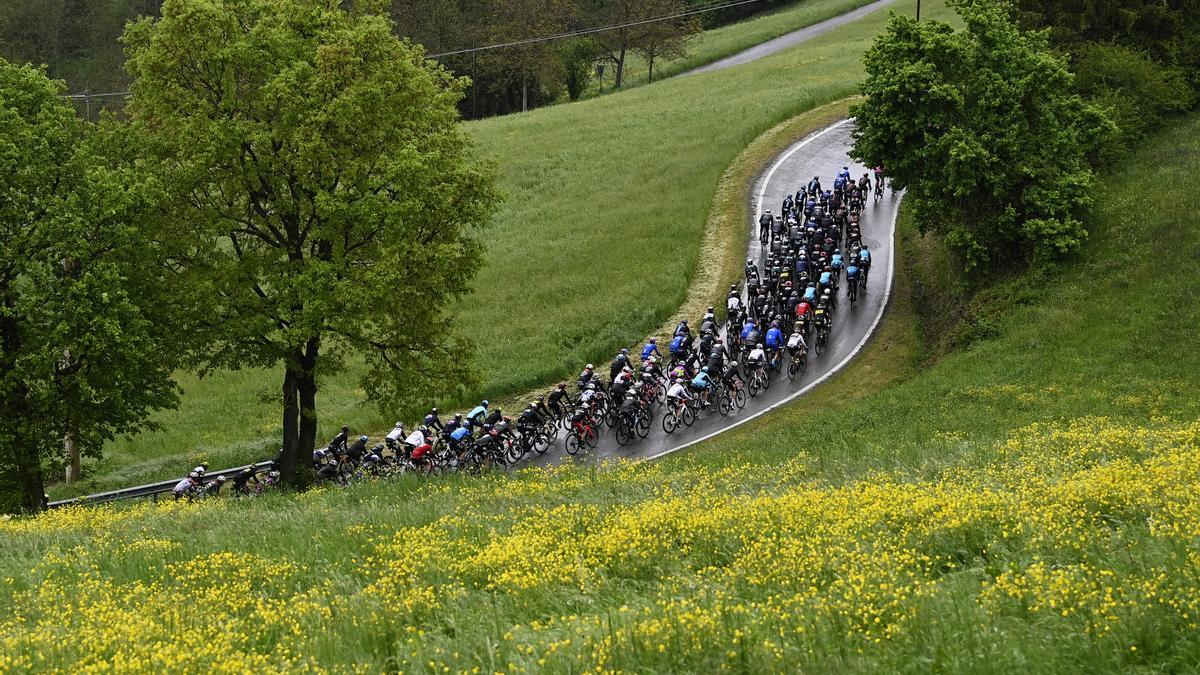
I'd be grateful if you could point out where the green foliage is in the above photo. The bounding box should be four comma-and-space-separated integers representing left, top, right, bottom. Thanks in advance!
1071, 42, 1194, 157
0, 60, 183, 512
122, 0, 499, 482
851, 0, 1116, 273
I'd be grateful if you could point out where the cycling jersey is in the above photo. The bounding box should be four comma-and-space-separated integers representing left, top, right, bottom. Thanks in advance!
450, 427, 470, 442
404, 430, 426, 447
385, 424, 405, 442
765, 327, 784, 349
796, 301, 811, 318
831, 254, 843, 269
467, 405, 487, 423
748, 347, 766, 363
739, 323, 756, 340
691, 372, 711, 389
803, 287, 816, 303
846, 265, 860, 279
641, 344, 659, 360
859, 250, 871, 264
819, 272, 832, 286
667, 382, 690, 400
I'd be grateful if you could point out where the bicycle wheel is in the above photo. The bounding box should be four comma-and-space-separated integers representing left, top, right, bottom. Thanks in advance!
733, 387, 747, 409
681, 401, 700, 422
585, 427, 600, 449
718, 392, 732, 416
787, 354, 800, 381
565, 432, 582, 456
616, 420, 633, 446
662, 411, 679, 434
636, 415, 652, 438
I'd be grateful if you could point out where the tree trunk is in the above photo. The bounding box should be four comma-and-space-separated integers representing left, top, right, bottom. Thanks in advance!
14, 433, 46, 512
616, 45, 627, 89
521, 74, 529, 113
295, 335, 321, 488
278, 366, 300, 485
64, 427, 80, 483
647, 55, 655, 83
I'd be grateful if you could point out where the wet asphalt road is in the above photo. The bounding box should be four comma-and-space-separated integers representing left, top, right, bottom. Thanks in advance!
678, 0, 898, 78
529, 121, 901, 466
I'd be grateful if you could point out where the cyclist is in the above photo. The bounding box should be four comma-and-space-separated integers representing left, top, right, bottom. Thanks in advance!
328, 425, 350, 454
837, 166, 851, 181
846, 258, 861, 295
610, 349, 632, 381
666, 377, 692, 407
674, 319, 691, 339
690, 366, 713, 407
765, 321, 785, 368
230, 466, 263, 495
807, 175, 822, 197
803, 282, 817, 303
385, 421, 407, 451
467, 400, 489, 429
859, 173, 872, 194
758, 210, 773, 242
641, 338, 662, 361
517, 404, 542, 439
578, 364, 596, 389
787, 320, 808, 356
549, 382, 573, 411
859, 245, 871, 275
746, 342, 767, 377
422, 408, 443, 432
200, 475, 227, 497
873, 166, 884, 190
345, 435, 368, 464
831, 249, 844, 275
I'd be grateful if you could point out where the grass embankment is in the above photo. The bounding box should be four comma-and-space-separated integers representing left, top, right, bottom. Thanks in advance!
582, 0, 885, 94
57, 0, 951, 499
6, 114, 1200, 671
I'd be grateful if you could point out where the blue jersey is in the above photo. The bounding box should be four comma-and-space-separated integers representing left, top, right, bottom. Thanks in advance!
837, 169, 851, 180
641, 344, 658, 360
833, 177, 846, 190
795, 259, 808, 275
739, 323, 756, 340
819, 272, 832, 286
765, 327, 783, 349
691, 372, 711, 389
468, 405, 487, 422
450, 427, 470, 442
831, 254, 843, 269
803, 287, 816, 302
859, 250, 871, 263
846, 265, 860, 279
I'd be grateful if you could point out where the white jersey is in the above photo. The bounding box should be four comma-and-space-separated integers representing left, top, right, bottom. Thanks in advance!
727, 295, 741, 311
580, 389, 597, 404
173, 478, 192, 495
667, 382, 690, 400
787, 333, 806, 350
748, 347, 766, 363
404, 430, 426, 447
385, 424, 405, 441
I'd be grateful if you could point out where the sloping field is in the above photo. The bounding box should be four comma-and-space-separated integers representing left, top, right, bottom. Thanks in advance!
6, 114, 1199, 672
58, 0, 953, 498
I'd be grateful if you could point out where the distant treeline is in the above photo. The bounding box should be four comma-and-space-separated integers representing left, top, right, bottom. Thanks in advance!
0, 0, 802, 119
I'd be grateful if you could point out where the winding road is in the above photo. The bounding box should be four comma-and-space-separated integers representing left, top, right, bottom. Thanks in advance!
532, 120, 900, 466
679, 0, 898, 77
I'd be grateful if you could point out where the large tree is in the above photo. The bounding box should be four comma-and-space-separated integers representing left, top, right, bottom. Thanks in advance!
0, 60, 183, 512
851, 0, 1115, 272
122, 0, 498, 486
479, 0, 574, 112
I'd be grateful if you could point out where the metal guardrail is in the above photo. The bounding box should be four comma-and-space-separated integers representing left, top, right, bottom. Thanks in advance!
46, 460, 277, 509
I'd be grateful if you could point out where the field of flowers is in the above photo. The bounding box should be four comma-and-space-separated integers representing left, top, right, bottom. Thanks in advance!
3, 417, 1200, 672
3, 76, 1199, 675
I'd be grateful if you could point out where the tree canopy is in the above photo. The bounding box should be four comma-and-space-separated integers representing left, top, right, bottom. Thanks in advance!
851, 0, 1115, 273
123, 0, 499, 485
0, 59, 184, 512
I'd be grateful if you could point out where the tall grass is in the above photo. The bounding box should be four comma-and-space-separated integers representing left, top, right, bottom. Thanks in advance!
7, 113, 1199, 674
55, 0, 952, 498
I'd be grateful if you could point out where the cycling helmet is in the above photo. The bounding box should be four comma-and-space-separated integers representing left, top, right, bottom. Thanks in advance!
834, 248, 841, 254
807, 282, 816, 288
557, 382, 567, 390
359, 435, 368, 442
823, 289, 831, 296
648, 356, 657, 363
701, 366, 710, 373
771, 321, 779, 328
419, 425, 429, 433
649, 337, 657, 344
453, 412, 463, 420
756, 343, 763, 349
642, 373, 652, 381
623, 366, 633, 373
586, 363, 593, 369
620, 348, 629, 355
268, 470, 280, 479
430, 407, 438, 414
707, 306, 714, 313
341, 425, 349, 432
216, 475, 227, 483
730, 284, 738, 291
587, 383, 597, 390
746, 258, 753, 265
813, 175, 819, 180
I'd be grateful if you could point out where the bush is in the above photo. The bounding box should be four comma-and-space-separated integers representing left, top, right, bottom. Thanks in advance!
1072, 42, 1195, 160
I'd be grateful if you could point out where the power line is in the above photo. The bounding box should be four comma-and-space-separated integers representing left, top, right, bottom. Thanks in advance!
63, 0, 768, 99
428, 0, 765, 58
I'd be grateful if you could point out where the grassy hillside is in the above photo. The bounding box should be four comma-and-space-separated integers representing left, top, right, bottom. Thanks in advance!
583, 0, 884, 94
55, 0, 954, 499
6, 114, 1199, 672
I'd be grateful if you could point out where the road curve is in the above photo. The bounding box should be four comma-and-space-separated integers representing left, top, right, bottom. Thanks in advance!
530, 120, 900, 466
678, 0, 898, 78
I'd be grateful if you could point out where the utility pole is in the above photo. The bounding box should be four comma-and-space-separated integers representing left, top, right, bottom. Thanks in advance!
916, 0, 921, 21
